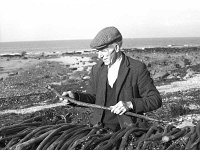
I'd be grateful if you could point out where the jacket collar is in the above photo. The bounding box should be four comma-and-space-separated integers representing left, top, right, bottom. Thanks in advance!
115, 52, 130, 100
98, 52, 130, 101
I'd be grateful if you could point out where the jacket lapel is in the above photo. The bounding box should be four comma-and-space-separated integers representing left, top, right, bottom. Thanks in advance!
116, 54, 134, 128
115, 53, 130, 100
96, 64, 108, 106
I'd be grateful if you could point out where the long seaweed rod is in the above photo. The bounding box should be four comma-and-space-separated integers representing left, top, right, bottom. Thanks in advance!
46, 85, 168, 123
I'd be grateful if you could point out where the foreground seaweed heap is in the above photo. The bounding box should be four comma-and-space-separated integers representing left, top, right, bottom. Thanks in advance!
0, 114, 200, 150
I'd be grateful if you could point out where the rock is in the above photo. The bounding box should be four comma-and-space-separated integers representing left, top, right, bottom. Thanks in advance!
83, 76, 90, 80
187, 104, 200, 110
69, 75, 82, 81
70, 67, 77, 71
22, 56, 28, 59
77, 67, 84, 71
184, 58, 191, 66
153, 71, 170, 80
61, 75, 68, 80
183, 68, 195, 80
175, 63, 181, 68
166, 74, 176, 79
8, 72, 18, 76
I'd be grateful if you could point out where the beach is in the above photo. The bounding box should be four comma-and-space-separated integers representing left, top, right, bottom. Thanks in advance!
1, 46, 200, 128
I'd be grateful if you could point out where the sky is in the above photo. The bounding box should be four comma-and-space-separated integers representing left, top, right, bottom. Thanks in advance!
0, 0, 200, 42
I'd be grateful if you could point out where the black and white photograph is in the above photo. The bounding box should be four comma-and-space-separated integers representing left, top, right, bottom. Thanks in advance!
1, 0, 200, 149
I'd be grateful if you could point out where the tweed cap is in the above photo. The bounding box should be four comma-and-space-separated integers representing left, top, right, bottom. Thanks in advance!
90, 26, 122, 50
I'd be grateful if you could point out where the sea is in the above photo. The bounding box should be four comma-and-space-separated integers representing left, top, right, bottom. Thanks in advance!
0, 37, 200, 54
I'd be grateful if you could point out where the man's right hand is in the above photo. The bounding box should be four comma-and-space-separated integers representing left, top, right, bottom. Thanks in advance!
60, 91, 75, 104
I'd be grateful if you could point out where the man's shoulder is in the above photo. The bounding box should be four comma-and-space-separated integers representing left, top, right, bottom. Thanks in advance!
126, 55, 146, 69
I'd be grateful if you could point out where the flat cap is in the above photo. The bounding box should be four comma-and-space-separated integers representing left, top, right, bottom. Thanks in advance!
90, 26, 122, 50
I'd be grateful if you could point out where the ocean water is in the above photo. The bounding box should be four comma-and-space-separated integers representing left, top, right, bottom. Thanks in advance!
0, 37, 200, 54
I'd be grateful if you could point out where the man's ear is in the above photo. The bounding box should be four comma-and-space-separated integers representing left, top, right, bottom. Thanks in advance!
115, 44, 120, 52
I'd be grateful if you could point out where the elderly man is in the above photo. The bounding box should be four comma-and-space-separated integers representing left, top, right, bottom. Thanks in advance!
62, 26, 162, 131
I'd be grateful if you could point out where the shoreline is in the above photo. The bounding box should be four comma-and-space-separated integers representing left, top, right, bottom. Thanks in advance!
1, 45, 200, 81
1, 44, 200, 55
0, 44, 200, 57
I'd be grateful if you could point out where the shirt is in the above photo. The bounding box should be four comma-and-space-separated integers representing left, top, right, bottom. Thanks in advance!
107, 55, 122, 87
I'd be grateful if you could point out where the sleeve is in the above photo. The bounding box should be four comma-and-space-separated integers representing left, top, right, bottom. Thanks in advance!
132, 64, 162, 113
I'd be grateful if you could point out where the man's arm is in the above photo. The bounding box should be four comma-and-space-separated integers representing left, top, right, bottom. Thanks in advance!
132, 64, 162, 113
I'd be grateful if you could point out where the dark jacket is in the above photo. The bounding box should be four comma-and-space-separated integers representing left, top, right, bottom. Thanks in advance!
77, 52, 162, 128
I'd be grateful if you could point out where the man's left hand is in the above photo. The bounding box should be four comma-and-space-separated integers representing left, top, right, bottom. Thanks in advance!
110, 101, 133, 115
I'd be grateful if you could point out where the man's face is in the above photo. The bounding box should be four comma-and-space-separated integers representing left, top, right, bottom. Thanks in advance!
97, 44, 118, 66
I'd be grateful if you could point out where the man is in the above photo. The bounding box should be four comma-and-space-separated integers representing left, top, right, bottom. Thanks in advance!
62, 26, 162, 131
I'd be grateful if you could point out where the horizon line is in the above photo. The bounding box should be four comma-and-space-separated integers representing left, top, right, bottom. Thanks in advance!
1, 36, 200, 43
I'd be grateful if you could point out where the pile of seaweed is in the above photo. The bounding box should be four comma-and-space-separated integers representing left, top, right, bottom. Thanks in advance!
0, 113, 199, 150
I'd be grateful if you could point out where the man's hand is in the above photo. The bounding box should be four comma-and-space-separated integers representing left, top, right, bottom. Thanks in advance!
110, 101, 133, 115
60, 91, 75, 104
